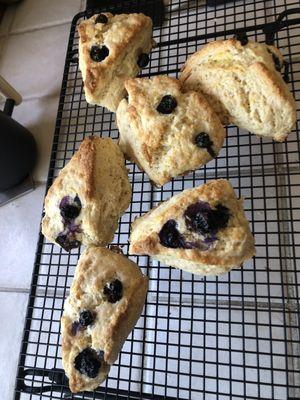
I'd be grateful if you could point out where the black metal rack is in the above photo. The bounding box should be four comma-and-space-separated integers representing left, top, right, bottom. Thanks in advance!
14, 1, 300, 399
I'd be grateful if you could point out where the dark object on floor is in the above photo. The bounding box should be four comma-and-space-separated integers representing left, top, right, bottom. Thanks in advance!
0, 98, 37, 190
86, 0, 165, 27
0, 174, 34, 207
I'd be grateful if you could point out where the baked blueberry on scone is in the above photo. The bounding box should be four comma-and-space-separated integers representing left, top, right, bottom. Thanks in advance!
42, 137, 131, 251
78, 12, 155, 111
61, 247, 148, 392
129, 179, 255, 275
116, 76, 225, 186
180, 37, 296, 141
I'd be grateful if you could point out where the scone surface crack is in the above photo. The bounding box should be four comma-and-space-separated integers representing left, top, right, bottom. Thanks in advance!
117, 76, 225, 186
129, 179, 255, 276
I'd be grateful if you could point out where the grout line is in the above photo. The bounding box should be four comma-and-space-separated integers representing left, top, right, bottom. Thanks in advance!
0, 19, 72, 38
12, 19, 72, 34
0, 287, 29, 294
80, 0, 86, 12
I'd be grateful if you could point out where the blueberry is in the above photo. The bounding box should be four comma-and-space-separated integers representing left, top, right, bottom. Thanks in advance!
74, 348, 102, 378
158, 219, 186, 248
267, 48, 282, 72
60, 195, 82, 221
156, 95, 177, 114
137, 53, 149, 68
55, 234, 81, 251
60, 205, 80, 221
95, 14, 108, 24
194, 132, 216, 158
71, 321, 82, 336
234, 32, 248, 46
184, 201, 230, 236
209, 204, 230, 232
103, 279, 123, 303
90, 45, 109, 62
283, 60, 290, 83
79, 310, 95, 327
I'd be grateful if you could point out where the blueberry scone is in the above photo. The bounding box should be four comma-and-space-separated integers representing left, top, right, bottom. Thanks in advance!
116, 76, 225, 186
78, 12, 155, 112
129, 179, 255, 275
61, 247, 148, 393
180, 36, 296, 141
42, 137, 131, 251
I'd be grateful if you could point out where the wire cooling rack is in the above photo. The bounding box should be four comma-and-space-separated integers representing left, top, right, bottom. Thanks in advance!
14, 1, 300, 399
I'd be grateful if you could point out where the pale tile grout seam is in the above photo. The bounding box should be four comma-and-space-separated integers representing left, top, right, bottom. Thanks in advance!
6, 19, 73, 36
0, 19, 72, 42
0, 287, 29, 294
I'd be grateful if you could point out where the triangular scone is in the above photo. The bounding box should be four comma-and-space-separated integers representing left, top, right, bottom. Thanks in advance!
78, 12, 155, 112
61, 247, 148, 393
42, 137, 131, 251
117, 76, 225, 186
180, 38, 296, 141
129, 179, 255, 276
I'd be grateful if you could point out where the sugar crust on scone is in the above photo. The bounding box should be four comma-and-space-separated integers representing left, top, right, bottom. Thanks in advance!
117, 76, 225, 186
78, 12, 155, 111
129, 179, 255, 275
61, 246, 148, 393
42, 137, 131, 250
180, 38, 296, 141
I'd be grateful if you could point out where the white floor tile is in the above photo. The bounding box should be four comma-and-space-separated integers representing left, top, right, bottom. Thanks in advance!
12, 96, 59, 182
0, 23, 70, 100
0, 183, 46, 289
11, 0, 81, 34
0, 292, 28, 400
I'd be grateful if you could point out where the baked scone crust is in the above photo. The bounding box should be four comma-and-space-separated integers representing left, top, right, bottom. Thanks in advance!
78, 12, 154, 111
180, 38, 296, 141
61, 247, 148, 393
129, 179, 255, 275
42, 137, 131, 249
117, 76, 225, 186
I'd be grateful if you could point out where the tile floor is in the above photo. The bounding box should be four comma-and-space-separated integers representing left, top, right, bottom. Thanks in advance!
0, 1, 85, 399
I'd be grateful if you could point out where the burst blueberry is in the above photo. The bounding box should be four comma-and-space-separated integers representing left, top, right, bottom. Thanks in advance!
55, 234, 81, 251
59, 195, 82, 221
103, 279, 123, 303
71, 321, 81, 336
158, 219, 186, 248
74, 348, 102, 378
184, 201, 230, 236
90, 45, 109, 62
156, 95, 177, 114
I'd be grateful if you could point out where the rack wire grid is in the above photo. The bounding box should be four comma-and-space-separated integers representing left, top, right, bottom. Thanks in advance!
14, 1, 300, 399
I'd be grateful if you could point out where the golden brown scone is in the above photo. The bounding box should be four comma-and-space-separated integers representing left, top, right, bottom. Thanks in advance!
116, 76, 225, 186
42, 137, 131, 251
61, 247, 148, 393
78, 12, 155, 112
129, 179, 255, 276
180, 38, 296, 141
